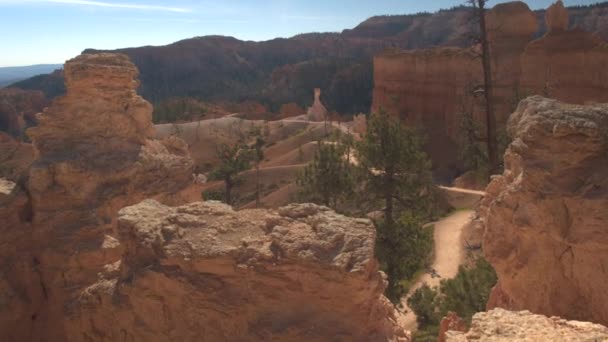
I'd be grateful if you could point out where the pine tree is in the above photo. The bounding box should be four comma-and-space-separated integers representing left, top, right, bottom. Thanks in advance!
296, 140, 353, 209
209, 143, 252, 206
355, 109, 439, 301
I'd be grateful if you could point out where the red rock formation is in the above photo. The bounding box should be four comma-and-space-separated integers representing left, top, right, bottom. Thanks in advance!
372, 1, 608, 179
0, 53, 196, 341
372, 47, 481, 179
483, 96, 608, 326
545, 0, 569, 32
66, 201, 409, 341
438, 312, 467, 342
307, 88, 328, 121
520, 22, 608, 106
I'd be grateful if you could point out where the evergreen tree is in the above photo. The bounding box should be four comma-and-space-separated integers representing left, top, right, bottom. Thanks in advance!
296, 140, 353, 209
355, 109, 439, 302
209, 143, 252, 206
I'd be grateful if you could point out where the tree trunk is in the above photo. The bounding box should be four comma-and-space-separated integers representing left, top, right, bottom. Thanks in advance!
255, 163, 260, 208
225, 176, 233, 206
478, 0, 499, 177
384, 170, 395, 228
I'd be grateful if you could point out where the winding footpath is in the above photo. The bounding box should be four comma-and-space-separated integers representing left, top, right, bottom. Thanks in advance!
399, 209, 475, 331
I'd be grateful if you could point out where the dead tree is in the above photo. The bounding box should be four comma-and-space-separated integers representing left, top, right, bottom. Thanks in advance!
469, 0, 499, 177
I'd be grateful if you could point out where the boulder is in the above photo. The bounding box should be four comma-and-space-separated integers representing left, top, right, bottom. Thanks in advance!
483, 96, 608, 326
67, 201, 410, 341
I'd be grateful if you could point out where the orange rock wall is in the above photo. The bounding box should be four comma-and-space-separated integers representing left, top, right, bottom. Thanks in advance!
372, 1, 608, 179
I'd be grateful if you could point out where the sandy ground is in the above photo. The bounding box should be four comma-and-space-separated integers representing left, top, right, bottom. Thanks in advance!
399, 209, 475, 331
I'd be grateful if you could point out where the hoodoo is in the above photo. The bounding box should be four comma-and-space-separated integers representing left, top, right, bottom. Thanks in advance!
482, 96, 608, 326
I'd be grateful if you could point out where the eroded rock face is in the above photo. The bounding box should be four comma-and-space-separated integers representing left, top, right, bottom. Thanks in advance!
0, 53, 196, 341
66, 201, 409, 341
0, 132, 34, 180
446, 308, 608, 341
372, 1, 608, 180
483, 96, 608, 326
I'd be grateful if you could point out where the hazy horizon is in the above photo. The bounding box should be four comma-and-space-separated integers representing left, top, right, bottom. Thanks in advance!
0, 0, 602, 67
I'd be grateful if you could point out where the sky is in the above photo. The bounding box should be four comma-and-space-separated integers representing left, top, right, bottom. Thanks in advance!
0, 0, 601, 66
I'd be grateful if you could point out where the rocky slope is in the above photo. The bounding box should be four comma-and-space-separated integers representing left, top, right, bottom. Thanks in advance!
446, 308, 608, 341
10, 3, 608, 119
373, 1, 608, 179
482, 96, 608, 326
67, 201, 408, 341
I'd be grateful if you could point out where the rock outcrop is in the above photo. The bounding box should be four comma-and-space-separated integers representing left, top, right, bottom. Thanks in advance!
66, 201, 409, 341
482, 96, 608, 326
0, 53, 197, 341
438, 312, 467, 342
307, 88, 329, 121
446, 308, 608, 341
372, 1, 608, 179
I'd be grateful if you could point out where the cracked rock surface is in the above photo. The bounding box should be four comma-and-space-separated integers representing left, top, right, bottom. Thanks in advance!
68, 201, 408, 341
483, 96, 608, 326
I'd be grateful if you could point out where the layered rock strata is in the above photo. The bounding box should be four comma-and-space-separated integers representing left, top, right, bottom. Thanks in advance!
66, 201, 409, 341
483, 96, 608, 326
446, 308, 608, 341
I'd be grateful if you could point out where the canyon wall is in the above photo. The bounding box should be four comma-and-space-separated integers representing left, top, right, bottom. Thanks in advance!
0, 53, 409, 341
372, 1, 608, 179
482, 96, 608, 326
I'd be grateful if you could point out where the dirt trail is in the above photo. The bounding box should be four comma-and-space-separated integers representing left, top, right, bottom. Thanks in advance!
399, 210, 474, 331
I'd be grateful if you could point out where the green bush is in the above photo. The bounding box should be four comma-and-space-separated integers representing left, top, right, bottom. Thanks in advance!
407, 257, 498, 339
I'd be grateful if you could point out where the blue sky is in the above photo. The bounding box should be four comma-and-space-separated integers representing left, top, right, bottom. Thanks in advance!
0, 0, 600, 66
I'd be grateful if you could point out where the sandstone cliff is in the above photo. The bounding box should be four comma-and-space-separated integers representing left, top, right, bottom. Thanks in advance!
446, 308, 608, 341
66, 201, 408, 341
482, 96, 608, 326
0, 53, 196, 341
